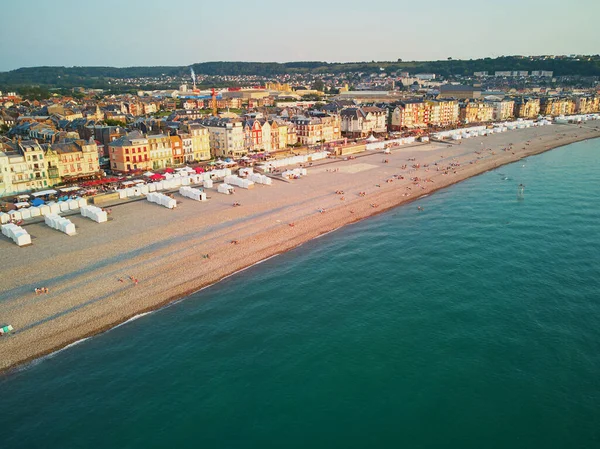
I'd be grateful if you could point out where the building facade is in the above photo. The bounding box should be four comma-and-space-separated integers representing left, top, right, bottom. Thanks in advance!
488, 100, 515, 121
199, 117, 246, 158
390, 101, 429, 130
147, 134, 173, 170
459, 102, 495, 123
108, 131, 152, 173
514, 98, 541, 119
427, 100, 459, 126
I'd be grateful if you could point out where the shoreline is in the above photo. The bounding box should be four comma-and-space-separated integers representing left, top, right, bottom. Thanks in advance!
1, 126, 599, 375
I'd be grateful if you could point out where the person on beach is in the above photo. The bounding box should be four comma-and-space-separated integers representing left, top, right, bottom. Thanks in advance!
118, 278, 124, 283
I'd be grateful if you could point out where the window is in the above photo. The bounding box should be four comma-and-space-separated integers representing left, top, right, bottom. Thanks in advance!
125, 148, 129, 154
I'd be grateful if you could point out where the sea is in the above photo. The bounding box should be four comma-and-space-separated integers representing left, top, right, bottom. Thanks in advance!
1, 138, 600, 449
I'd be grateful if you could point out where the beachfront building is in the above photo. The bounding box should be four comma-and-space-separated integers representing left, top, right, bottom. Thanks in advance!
269, 120, 281, 151
390, 101, 429, 130
286, 123, 297, 146
19, 140, 49, 190
43, 145, 61, 186
487, 99, 515, 121
50, 139, 101, 181
108, 131, 152, 173
181, 123, 211, 162
459, 101, 495, 124
258, 120, 273, 153
514, 98, 541, 119
199, 117, 246, 158
291, 116, 325, 146
0, 140, 49, 194
427, 100, 460, 127
574, 96, 600, 114
319, 114, 342, 143
274, 120, 289, 150
340, 107, 387, 137
147, 134, 173, 170
0, 148, 12, 196
179, 133, 193, 163
170, 135, 184, 166
540, 98, 576, 117
244, 119, 263, 151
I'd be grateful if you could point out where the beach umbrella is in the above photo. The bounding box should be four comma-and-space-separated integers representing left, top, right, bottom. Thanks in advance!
194, 167, 205, 173
31, 198, 45, 207
150, 173, 165, 181
164, 168, 175, 174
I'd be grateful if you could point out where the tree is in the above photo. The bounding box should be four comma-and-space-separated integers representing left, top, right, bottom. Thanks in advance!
104, 119, 127, 127
312, 79, 325, 91
397, 58, 403, 62
448, 57, 453, 60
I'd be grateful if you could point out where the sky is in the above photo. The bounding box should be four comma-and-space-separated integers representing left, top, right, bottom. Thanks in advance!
1, 0, 599, 71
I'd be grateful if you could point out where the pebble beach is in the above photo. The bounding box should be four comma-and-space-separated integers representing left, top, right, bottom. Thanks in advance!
1, 123, 598, 373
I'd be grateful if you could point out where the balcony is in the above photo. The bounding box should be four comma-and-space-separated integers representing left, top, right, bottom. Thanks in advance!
48, 167, 60, 179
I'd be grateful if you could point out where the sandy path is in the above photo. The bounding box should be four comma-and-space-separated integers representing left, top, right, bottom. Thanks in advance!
0, 123, 598, 372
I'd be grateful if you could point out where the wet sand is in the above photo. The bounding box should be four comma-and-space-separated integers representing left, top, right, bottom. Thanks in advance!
0, 123, 598, 373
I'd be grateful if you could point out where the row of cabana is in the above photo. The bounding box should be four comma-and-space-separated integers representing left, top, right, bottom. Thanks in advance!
45, 214, 76, 236
282, 168, 308, 180
179, 187, 207, 202
224, 175, 254, 189
366, 136, 416, 150
81, 205, 108, 223
116, 170, 231, 200
1, 223, 31, 246
258, 151, 329, 172
432, 119, 556, 140
0, 198, 87, 224
147, 192, 177, 209
554, 113, 600, 124
239, 168, 272, 185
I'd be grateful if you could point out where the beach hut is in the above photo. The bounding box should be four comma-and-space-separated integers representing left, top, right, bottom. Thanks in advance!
0, 212, 10, 224
59, 202, 70, 212
218, 183, 234, 194
8, 210, 22, 221
29, 207, 41, 218
20, 208, 32, 220
48, 203, 61, 215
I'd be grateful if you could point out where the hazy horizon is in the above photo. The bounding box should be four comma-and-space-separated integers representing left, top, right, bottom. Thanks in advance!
1, 0, 598, 72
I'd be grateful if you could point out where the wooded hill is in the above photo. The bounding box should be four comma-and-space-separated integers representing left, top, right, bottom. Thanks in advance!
1, 56, 599, 91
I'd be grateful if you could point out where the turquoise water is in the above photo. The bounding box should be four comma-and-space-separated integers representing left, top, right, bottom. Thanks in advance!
2, 139, 600, 449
